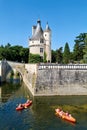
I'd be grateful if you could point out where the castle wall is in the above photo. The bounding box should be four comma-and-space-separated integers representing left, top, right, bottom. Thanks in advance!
24, 64, 87, 96
23, 64, 38, 95
1, 61, 87, 96
35, 68, 87, 96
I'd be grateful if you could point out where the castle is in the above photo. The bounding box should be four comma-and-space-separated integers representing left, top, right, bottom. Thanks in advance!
29, 19, 51, 62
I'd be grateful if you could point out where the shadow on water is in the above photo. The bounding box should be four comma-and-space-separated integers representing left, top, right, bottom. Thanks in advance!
0, 81, 87, 130
0, 82, 21, 103
32, 95, 87, 129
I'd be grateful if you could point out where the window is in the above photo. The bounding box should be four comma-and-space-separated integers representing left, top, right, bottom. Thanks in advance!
40, 48, 43, 53
40, 39, 44, 43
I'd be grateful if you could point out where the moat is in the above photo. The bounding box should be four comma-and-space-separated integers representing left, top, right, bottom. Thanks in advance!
0, 81, 87, 130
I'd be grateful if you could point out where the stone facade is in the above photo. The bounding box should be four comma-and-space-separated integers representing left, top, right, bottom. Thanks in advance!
24, 64, 87, 96
29, 19, 51, 62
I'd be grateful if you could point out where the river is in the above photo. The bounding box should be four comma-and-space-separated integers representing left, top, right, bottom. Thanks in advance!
0, 81, 87, 130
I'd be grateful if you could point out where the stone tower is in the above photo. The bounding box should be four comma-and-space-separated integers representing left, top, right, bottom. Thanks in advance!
29, 19, 51, 62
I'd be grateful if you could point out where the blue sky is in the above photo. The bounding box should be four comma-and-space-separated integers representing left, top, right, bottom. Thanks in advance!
0, 0, 87, 51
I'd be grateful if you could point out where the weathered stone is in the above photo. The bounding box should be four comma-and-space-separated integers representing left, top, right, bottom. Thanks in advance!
1, 61, 87, 96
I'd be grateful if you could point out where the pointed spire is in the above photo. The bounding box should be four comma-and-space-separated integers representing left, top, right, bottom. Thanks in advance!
45, 22, 51, 31
31, 19, 43, 40
37, 19, 41, 27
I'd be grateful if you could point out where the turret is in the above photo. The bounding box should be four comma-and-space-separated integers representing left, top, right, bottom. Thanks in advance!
29, 20, 51, 63
43, 22, 51, 62
46, 22, 51, 31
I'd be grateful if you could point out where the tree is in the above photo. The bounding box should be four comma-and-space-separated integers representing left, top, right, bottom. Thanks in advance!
0, 44, 29, 63
56, 47, 63, 63
63, 42, 70, 64
51, 50, 56, 63
73, 42, 81, 61
19, 48, 29, 63
43, 52, 47, 63
83, 33, 87, 63
73, 33, 86, 62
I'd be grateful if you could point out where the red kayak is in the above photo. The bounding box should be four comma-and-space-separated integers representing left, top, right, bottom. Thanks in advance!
16, 100, 32, 111
55, 108, 76, 123
16, 104, 24, 111
22, 100, 32, 108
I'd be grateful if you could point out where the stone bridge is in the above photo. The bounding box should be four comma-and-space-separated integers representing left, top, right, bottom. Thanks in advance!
0, 60, 25, 82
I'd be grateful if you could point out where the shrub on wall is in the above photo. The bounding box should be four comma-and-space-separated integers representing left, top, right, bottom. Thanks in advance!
29, 53, 43, 63
44, 52, 47, 63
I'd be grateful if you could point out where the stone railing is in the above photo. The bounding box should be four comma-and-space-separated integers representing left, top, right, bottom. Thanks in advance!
38, 63, 87, 70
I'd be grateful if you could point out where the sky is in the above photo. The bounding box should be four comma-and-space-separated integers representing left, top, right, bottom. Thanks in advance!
0, 0, 87, 51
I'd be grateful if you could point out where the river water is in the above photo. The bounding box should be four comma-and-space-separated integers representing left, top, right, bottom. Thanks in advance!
0, 81, 87, 130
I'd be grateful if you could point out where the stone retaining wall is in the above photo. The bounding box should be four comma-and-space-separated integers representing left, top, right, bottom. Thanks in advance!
35, 69, 87, 96
24, 64, 87, 96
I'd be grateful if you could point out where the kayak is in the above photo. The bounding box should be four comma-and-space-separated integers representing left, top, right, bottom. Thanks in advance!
22, 100, 32, 108
16, 105, 24, 111
55, 108, 76, 123
16, 100, 32, 111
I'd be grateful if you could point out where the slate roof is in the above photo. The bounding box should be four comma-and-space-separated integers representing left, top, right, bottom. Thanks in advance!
44, 22, 51, 32
31, 20, 44, 40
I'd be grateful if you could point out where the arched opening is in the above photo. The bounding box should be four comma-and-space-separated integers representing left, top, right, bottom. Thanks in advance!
6, 68, 23, 84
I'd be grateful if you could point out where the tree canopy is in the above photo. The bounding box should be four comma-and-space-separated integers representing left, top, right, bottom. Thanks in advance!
63, 42, 70, 64
0, 44, 29, 63
1, 32, 87, 64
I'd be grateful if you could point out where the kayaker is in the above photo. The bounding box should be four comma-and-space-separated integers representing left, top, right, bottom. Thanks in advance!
18, 104, 22, 107
59, 110, 64, 116
26, 99, 30, 103
66, 112, 69, 116
69, 114, 71, 117
57, 108, 61, 112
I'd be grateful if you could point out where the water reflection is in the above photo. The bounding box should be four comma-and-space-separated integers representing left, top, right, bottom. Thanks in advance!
0, 83, 21, 103
0, 81, 87, 130
32, 96, 87, 129
6, 76, 22, 84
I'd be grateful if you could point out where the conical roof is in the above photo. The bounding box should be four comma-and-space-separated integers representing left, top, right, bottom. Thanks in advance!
44, 22, 51, 32
31, 20, 44, 40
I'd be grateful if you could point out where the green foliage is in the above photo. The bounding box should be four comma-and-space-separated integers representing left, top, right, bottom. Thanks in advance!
10, 70, 14, 78
16, 72, 20, 77
51, 50, 57, 63
83, 33, 87, 63
44, 52, 47, 63
73, 33, 85, 62
0, 43, 29, 63
1, 33, 87, 64
29, 53, 43, 63
73, 42, 81, 61
63, 42, 70, 64
56, 47, 63, 63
